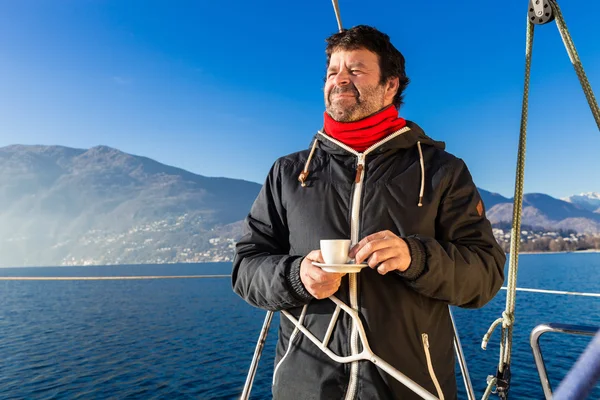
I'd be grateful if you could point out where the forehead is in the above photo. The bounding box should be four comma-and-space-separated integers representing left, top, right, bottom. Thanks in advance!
328, 48, 380, 69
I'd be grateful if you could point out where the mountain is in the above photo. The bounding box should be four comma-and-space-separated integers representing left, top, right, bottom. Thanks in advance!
0, 144, 598, 266
485, 193, 600, 234
478, 188, 510, 210
563, 192, 600, 213
0, 145, 261, 267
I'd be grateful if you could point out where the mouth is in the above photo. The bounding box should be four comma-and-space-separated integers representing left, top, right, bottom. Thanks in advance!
331, 92, 357, 102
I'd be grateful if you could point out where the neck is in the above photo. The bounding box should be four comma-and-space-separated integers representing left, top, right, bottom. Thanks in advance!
323, 106, 406, 152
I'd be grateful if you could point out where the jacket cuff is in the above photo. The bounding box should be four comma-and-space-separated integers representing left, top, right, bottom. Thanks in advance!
397, 237, 427, 281
286, 257, 314, 302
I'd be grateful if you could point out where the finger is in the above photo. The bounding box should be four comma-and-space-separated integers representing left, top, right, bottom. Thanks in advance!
349, 231, 388, 258
310, 282, 335, 299
305, 250, 324, 263
377, 259, 401, 275
317, 277, 343, 289
349, 230, 399, 259
355, 238, 401, 264
312, 283, 340, 298
313, 290, 333, 300
308, 265, 345, 284
321, 286, 342, 298
365, 247, 401, 269
313, 280, 343, 299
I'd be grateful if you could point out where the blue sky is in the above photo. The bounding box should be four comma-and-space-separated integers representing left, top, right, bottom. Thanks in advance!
0, 0, 598, 199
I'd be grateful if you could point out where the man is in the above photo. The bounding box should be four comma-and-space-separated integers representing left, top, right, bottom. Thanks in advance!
233, 25, 505, 400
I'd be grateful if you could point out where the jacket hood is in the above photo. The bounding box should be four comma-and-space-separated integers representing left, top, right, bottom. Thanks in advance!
312, 120, 445, 156
298, 120, 445, 207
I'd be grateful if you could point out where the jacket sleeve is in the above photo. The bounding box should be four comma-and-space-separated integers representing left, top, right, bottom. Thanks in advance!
397, 158, 506, 308
232, 160, 314, 311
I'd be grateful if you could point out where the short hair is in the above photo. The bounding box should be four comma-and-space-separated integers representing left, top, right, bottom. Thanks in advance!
325, 25, 410, 108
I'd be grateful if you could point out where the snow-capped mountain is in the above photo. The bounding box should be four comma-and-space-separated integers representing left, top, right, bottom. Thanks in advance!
562, 192, 600, 213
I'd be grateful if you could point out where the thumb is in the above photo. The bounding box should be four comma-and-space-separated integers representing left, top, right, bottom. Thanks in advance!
306, 250, 324, 263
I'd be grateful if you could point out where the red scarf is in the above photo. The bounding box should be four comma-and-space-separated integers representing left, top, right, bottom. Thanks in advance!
323, 106, 407, 152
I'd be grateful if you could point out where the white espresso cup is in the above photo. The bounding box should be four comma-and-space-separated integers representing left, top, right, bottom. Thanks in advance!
320, 239, 351, 265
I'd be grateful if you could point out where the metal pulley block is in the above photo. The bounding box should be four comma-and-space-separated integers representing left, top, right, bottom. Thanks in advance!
528, 0, 555, 25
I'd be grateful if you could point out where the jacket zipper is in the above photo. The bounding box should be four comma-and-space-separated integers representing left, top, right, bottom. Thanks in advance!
317, 127, 411, 400
345, 153, 364, 400
422, 333, 444, 400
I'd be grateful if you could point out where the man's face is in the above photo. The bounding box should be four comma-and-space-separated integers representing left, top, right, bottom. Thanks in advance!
324, 48, 397, 122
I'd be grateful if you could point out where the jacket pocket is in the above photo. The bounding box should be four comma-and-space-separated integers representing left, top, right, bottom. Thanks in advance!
273, 305, 308, 386
422, 333, 445, 400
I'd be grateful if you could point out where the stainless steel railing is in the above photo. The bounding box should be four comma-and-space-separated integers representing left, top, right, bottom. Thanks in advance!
530, 323, 599, 400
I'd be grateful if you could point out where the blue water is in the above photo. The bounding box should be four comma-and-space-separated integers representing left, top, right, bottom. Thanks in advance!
0, 254, 599, 399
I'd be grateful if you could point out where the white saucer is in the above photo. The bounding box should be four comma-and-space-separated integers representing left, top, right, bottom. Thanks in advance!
312, 262, 368, 273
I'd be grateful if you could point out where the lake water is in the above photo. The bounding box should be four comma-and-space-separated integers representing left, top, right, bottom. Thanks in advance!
0, 253, 599, 399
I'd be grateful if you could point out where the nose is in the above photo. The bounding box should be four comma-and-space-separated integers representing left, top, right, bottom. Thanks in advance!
332, 69, 351, 87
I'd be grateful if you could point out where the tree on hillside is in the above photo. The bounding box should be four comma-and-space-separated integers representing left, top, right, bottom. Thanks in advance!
549, 238, 566, 252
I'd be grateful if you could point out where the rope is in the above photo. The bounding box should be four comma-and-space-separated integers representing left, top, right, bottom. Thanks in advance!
481, 285, 600, 349
481, 312, 513, 351
6, 275, 600, 297
502, 12, 536, 373
483, 1, 599, 396
551, 1, 600, 130
500, 286, 600, 298
480, 12, 535, 398
331, 0, 343, 32
481, 377, 497, 400
0, 275, 229, 280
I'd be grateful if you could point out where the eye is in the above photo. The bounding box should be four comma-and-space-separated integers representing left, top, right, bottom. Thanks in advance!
327, 71, 337, 78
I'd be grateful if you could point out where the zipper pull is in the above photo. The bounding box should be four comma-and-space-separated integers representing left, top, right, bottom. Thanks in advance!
422, 333, 430, 348
355, 156, 365, 183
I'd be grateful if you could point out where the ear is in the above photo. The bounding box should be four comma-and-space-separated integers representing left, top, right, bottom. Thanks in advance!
385, 77, 399, 104
386, 77, 399, 94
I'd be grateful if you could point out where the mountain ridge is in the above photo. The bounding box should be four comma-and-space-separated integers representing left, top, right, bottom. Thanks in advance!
0, 144, 261, 266
0, 144, 598, 266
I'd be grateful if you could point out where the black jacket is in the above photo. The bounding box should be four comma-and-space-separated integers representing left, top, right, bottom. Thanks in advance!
233, 121, 506, 399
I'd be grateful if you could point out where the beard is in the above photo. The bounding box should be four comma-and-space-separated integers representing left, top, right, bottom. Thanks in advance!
325, 83, 386, 122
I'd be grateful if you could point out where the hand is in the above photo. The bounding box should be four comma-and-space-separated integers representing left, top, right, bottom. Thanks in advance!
300, 250, 346, 299
349, 230, 411, 275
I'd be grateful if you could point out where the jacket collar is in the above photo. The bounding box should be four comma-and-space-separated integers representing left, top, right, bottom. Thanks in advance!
313, 120, 445, 157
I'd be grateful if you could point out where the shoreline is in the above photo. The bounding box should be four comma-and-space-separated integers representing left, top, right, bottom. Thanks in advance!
517, 249, 600, 255
1, 251, 600, 268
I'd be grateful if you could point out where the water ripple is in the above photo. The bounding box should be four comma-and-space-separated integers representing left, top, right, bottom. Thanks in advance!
0, 259, 598, 399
